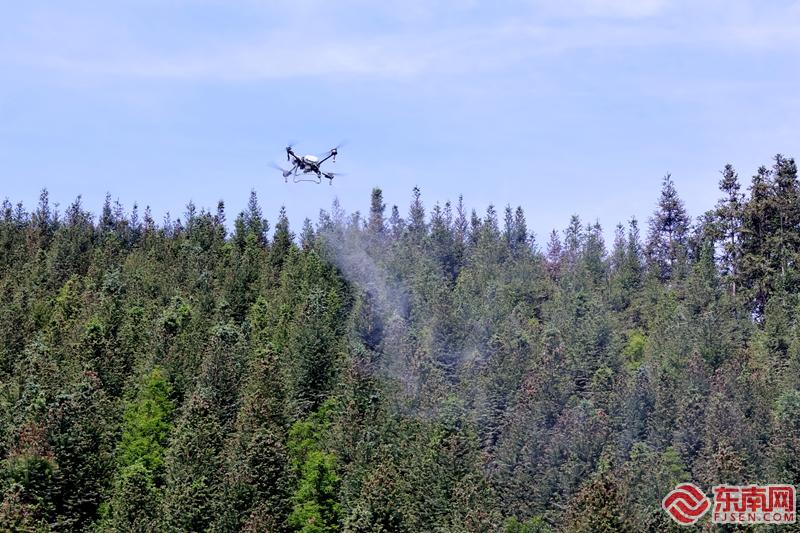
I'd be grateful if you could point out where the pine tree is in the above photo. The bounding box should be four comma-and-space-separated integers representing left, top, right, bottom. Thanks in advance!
389, 205, 405, 239
564, 214, 583, 254
215, 200, 226, 227
367, 188, 386, 237
161, 388, 225, 532
301, 218, 316, 249
546, 230, 563, 279
504, 205, 515, 246
646, 174, 690, 281
513, 206, 529, 252
716, 164, 743, 298
564, 472, 631, 533
772, 155, 800, 289
407, 187, 426, 241
287, 401, 341, 533
46, 372, 114, 530
245, 190, 269, 245
31, 188, 55, 249
286, 285, 340, 417
116, 369, 175, 473
583, 221, 606, 286
430, 203, 457, 280
213, 346, 291, 532
625, 218, 643, 287
271, 206, 294, 273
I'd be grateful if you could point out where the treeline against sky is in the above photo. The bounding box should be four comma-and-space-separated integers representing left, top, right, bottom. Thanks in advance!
2, 155, 800, 531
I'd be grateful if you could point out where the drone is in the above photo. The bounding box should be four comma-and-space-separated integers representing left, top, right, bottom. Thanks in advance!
273, 143, 344, 185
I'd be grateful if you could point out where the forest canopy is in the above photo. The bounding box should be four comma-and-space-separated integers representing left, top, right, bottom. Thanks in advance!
2, 155, 800, 531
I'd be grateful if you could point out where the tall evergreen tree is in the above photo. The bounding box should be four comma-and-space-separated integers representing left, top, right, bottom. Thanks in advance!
716, 164, 743, 298
407, 187, 426, 241
646, 174, 690, 281
367, 188, 386, 237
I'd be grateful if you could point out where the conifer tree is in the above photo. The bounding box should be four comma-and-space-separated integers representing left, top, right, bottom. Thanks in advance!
646, 174, 690, 281
161, 388, 225, 532
367, 188, 386, 237
47, 372, 114, 530
407, 187, 426, 242
271, 206, 294, 272
716, 164, 743, 298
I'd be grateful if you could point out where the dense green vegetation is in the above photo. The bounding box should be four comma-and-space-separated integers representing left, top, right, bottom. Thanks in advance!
2, 155, 800, 531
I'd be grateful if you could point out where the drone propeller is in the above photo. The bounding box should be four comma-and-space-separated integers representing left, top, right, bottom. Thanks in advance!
318, 140, 347, 160
322, 172, 345, 184
270, 162, 294, 179
286, 141, 298, 161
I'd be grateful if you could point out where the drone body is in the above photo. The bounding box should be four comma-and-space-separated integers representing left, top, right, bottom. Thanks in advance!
275, 143, 342, 184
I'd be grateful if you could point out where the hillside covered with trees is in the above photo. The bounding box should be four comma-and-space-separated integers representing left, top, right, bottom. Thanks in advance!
2, 155, 800, 532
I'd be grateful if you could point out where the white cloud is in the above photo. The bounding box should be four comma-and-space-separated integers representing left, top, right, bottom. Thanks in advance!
0, 23, 636, 81
1, 1, 798, 83
531, 0, 670, 18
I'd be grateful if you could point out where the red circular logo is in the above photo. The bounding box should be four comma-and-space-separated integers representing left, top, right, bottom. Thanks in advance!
662, 483, 711, 525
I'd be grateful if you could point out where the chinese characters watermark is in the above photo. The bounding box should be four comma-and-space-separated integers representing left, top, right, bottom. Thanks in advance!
663, 483, 795, 526
712, 484, 795, 525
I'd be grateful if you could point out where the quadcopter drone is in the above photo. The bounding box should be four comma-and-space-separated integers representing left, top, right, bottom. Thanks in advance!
273, 143, 344, 185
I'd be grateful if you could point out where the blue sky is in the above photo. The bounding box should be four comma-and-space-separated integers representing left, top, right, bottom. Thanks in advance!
2, 0, 799, 242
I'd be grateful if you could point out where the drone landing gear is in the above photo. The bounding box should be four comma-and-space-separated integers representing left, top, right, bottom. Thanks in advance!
293, 175, 322, 184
